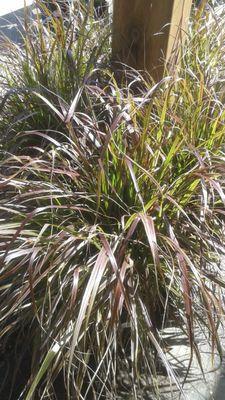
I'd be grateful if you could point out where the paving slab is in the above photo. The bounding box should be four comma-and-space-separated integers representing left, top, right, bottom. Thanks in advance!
158, 326, 225, 400
0, 0, 34, 43
159, 257, 225, 400
0, 0, 33, 17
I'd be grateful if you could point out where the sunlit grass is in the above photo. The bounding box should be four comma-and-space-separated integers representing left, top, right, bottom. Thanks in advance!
0, 1, 225, 399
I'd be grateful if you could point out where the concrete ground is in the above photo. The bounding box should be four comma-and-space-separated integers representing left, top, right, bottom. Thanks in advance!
0, 1, 33, 17
0, 0, 33, 43
158, 326, 225, 400
158, 253, 225, 400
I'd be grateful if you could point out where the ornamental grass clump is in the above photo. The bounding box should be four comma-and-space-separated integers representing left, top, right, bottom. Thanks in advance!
0, 1, 225, 399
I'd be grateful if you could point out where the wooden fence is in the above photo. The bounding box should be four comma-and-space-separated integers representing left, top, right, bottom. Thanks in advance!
112, 0, 192, 80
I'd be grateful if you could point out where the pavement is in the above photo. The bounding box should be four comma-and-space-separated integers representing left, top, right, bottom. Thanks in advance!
0, 1, 33, 17
158, 257, 225, 400
0, 0, 33, 43
158, 326, 225, 400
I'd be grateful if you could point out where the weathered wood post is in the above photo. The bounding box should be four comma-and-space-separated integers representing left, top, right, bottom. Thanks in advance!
112, 0, 192, 81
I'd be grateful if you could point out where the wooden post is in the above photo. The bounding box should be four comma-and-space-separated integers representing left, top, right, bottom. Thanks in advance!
112, 0, 192, 81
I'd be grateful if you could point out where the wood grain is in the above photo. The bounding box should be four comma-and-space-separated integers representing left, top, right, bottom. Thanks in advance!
112, 0, 192, 80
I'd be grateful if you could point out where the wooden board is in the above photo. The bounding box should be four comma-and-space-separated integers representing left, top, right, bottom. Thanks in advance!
112, 0, 192, 80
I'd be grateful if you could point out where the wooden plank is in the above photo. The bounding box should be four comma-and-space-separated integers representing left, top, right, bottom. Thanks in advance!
112, 0, 192, 80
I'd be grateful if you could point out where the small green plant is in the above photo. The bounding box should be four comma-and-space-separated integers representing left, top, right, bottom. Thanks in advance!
0, 2, 225, 399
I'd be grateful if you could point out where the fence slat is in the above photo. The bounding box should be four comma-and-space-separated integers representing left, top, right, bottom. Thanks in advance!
112, 0, 192, 80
